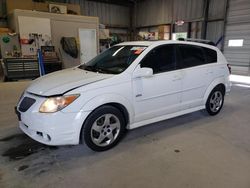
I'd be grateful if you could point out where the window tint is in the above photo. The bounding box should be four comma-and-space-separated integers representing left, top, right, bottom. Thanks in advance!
203, 47, 217, 63
178, 44, 206, 68
140, 45, 176, 74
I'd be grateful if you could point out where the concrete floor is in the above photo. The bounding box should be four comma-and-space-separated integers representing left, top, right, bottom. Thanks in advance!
0, 81, 250, 188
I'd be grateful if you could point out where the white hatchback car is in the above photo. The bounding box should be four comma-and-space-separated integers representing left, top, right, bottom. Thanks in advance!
16, 40, 231, 151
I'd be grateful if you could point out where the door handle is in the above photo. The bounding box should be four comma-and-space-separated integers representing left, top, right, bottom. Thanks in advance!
172, 75, 182, 81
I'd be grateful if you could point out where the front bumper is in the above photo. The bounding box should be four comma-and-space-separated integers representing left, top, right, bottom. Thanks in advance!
15, 92, 90, 146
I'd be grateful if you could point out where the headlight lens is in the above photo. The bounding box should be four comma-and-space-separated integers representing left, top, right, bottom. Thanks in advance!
39, 94, 80, 113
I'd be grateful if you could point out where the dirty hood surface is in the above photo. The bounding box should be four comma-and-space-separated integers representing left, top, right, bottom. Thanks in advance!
26, 68, 112, 96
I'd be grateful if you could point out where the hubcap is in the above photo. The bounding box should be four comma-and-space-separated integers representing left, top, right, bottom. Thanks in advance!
91, 114, 121, 147
209, 91, 223, 113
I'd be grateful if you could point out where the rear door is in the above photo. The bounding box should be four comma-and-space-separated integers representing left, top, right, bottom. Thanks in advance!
133, 44, 182, 123
177, 44, 217, 110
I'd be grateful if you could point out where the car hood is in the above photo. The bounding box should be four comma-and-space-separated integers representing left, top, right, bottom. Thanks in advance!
26, 68, 113, 96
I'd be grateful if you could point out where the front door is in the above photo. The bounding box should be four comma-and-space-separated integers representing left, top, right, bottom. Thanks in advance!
133, 44, 183, 123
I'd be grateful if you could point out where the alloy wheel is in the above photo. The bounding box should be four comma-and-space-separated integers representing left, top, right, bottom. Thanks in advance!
209, 91, 223, 113
90, 114, 121, 147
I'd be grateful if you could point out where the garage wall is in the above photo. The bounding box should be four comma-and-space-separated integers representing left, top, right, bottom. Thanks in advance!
205, 0, 226, 48
136, 0, 204, 27
135, 0, 227, 45
223, 0, 250, 75
0, 0, 130, 28
63, 0, 130, 27
136, 0, 173, 27
206, 21, 224, 49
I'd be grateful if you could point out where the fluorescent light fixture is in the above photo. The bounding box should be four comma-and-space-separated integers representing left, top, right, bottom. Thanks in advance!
228, 39, 244, 47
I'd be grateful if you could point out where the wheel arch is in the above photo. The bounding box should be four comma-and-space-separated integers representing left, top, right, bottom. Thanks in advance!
78, 94, 134, 143
204, 78, 226, 104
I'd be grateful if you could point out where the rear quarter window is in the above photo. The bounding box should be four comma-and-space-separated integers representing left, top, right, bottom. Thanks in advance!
203, 47, 217, 63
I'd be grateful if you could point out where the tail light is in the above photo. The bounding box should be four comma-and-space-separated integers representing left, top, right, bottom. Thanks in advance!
227, 64, 231, 74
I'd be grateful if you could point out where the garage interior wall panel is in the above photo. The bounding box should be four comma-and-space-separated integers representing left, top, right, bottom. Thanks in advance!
51, 20, 98, 68
9, 9, 99, 69
223, 0, 250, 75
173, 0, 204, 21
174, 23, 188, 33
208, 0, 227, 20
206, 21, 224, 49
136, 0, 172, 27
136, 0, 204, 27
190, 21, 202, 39
65, 0, 130, 27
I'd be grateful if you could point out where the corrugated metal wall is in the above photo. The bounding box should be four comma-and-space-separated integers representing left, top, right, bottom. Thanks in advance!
64, 0, 130, 27
205, 0, 226, 48
173, 0, 204, 21
136, 0, 205, 27
136, 0, 172, 27
208, 0, 226, 19
206, 21, 224, 48
223, 0, 250, 75
0, 0, 130, 27
76, 0, 130, 40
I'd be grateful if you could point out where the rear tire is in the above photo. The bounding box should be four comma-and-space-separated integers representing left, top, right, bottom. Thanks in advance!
82, 105, 126, 151
206, 86, 225, 116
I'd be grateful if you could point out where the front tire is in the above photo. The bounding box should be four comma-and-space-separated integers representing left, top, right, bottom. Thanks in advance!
206, 86, 225, 116
82, 105, 126, 151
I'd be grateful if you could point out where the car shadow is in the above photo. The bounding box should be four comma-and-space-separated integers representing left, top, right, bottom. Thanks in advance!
0, 102, 236, 177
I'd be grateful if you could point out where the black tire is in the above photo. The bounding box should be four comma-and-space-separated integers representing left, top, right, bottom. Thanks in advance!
206, 86, 225, 116
82, 105, 126, 151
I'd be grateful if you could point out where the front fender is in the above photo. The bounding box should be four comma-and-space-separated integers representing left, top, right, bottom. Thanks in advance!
81, 93, 135, 125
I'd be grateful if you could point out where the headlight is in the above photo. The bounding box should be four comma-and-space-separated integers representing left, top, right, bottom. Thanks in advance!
39, 94, 80, 113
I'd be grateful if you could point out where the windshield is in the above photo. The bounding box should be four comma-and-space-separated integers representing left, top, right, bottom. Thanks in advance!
78, 45, 147, 74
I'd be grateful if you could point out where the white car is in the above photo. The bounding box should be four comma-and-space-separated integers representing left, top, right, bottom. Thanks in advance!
16, 40, 231, 151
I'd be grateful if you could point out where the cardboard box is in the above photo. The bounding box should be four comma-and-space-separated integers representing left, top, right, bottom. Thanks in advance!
99, 29, 110, 39
0, 28, 11, 34
67, 3, 81, 15
158, 25, 170, 33
6, 0, 33, 14
33, 2, 48, 12
158, 32, 170, 40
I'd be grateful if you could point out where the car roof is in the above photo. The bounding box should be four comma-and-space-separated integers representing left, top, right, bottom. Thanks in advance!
117, 40, 218, 50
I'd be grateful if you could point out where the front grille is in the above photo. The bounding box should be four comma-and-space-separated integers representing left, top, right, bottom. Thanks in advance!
18, 97, 36, 112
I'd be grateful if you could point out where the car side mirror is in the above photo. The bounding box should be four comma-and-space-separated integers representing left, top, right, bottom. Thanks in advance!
133, 67, 153, 78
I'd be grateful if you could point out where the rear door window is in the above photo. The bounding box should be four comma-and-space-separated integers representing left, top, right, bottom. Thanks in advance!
178, 44, 206, 68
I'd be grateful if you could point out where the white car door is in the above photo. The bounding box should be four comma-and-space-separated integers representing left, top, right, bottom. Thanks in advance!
132, 44, 182, 123
177, 44, 216, 110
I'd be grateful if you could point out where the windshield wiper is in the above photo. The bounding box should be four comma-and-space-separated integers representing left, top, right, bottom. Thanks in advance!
95, 67, 115, 74
79, 64, 114, 74
79, 64, 97, 72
